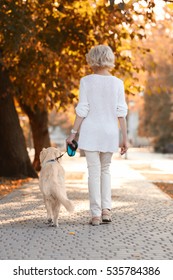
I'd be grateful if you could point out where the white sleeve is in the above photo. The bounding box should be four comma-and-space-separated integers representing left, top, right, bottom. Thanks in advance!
75, 79, 89, 118
116, 81, 128, 117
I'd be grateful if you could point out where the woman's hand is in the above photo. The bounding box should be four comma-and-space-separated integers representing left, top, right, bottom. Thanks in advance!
120, 140, 128, 155
66, 133, 76, 146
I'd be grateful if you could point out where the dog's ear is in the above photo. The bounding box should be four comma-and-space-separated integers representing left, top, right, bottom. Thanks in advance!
39, 148, 48, 163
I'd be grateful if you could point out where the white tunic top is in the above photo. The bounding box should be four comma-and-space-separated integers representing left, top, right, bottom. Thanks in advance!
75, 74, 128, 153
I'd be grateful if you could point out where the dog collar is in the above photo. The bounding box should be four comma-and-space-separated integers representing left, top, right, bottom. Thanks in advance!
46, 159, 56, 163
45, 152, 66, 165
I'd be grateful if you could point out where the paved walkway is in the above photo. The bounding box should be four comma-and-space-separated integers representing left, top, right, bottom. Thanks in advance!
0, 149, 173, 260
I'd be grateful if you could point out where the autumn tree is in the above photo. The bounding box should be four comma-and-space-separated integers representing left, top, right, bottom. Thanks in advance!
139, 8, 173, 152
0, 0, 92, 170
0, 65, 37, 178
0, 0, 157, 175
0, 0, 95, 170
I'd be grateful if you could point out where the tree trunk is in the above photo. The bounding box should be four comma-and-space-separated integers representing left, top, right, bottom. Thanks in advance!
19, 103, 50, 171
0, 67, 38, 179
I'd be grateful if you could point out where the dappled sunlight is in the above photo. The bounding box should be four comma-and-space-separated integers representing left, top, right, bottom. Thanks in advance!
1, 177, 173, 260
1, 149, 172, 231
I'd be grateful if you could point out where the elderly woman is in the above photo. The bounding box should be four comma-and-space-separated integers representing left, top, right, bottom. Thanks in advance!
66, 45, 128, 226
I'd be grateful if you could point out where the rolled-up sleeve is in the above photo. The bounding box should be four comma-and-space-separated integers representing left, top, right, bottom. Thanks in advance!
75, 79, 89, 118
116, 81, 128, 117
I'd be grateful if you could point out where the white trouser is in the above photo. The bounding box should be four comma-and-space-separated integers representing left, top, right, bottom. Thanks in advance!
84, 151, 113, 217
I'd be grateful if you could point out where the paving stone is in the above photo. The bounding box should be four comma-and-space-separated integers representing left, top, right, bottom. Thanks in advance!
0, 153, 173, 260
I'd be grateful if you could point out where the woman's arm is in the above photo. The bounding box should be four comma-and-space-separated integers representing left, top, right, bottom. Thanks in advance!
118, 117, 128, 155
66, 78, 89, 146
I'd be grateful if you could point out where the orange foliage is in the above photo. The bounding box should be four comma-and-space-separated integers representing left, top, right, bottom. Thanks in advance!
0, 178, 31, 198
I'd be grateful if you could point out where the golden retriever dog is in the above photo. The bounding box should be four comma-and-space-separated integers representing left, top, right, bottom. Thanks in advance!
39, 147, 74, 227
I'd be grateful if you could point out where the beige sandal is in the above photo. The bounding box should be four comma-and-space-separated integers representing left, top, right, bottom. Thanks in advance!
89, 216, 101, 226
102, 209, 112, 223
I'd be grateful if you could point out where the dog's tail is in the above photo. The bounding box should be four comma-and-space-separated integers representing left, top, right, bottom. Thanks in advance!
57, 193, 74, 212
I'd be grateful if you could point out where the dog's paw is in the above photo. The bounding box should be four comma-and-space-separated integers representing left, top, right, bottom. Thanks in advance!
54, 224, 59, 227
49, 223, 58, 228
45, 218, 53, 224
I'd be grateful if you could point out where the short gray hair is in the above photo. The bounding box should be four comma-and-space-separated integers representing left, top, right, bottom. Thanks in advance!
86, 45, 115, 69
